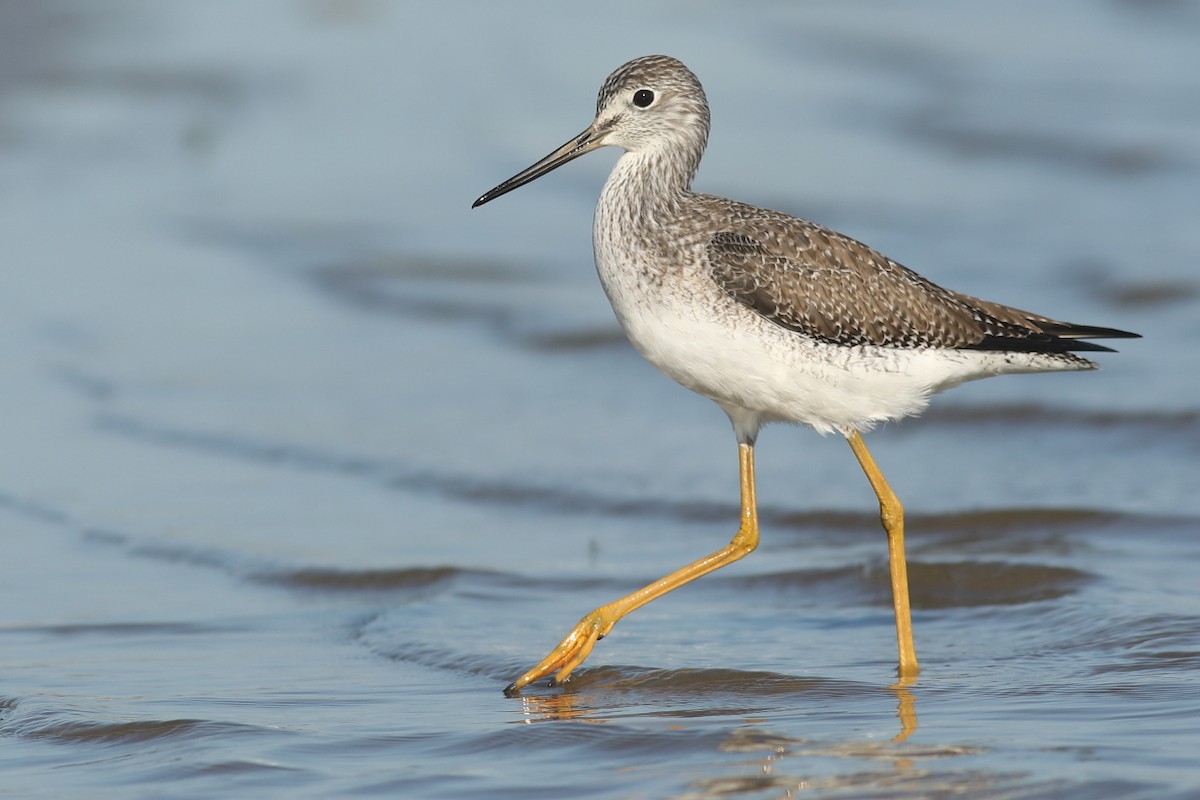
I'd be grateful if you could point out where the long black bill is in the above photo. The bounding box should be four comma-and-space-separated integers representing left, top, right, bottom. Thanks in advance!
472, 125, 603, 208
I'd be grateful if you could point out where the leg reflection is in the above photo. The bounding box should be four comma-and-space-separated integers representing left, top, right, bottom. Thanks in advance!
891, 675, 919, 743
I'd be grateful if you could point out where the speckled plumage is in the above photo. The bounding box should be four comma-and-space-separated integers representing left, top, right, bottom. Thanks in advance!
706, 221, 1114, 354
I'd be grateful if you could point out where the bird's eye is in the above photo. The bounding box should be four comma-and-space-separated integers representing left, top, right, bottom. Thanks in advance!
632, 89, 655, 108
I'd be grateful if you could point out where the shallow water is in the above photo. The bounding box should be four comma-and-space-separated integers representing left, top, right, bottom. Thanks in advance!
2, 1, 1198, 798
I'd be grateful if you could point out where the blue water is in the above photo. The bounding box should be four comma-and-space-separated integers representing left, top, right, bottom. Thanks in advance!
2, 1, 1198, 798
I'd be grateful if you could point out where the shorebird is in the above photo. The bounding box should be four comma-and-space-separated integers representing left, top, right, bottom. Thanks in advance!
472, 55, 1137, 695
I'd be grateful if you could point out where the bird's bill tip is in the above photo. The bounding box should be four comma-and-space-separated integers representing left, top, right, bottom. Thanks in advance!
472, 124, 603, 208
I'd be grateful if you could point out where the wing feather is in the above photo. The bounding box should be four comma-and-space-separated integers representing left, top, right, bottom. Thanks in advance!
705, 222, 1136, 354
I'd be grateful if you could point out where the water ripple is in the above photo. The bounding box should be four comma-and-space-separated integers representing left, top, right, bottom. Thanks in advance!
91, 414, 1191, 533
728, 560, 1092, 609
8, 711, 270, 746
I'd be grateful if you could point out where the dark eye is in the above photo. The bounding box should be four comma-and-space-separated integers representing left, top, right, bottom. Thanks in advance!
632, 89, 655, 108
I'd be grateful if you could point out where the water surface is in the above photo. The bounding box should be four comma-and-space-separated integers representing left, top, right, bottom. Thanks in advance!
2, 2, 1197, 798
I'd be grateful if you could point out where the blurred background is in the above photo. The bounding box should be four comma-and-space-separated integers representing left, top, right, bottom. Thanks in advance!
1, 2, 1197, 798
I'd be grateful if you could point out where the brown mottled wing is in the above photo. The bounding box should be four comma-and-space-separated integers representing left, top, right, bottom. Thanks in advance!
706, 226, 1123, 352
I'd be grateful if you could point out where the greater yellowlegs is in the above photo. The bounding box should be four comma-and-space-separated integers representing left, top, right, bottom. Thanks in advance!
473, 55, 1138, 695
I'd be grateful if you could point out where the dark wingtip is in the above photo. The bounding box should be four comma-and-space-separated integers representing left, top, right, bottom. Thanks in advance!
1046, 323, 1141, 353
967, 322, 1140, 355
1041, 323, 1141, 341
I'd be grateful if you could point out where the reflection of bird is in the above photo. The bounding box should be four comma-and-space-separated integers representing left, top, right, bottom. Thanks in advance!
473, 55, 1138, 695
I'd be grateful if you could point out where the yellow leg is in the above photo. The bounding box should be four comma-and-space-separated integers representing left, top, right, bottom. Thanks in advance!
505, 442, 760, 695
846, 431, 919, 678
